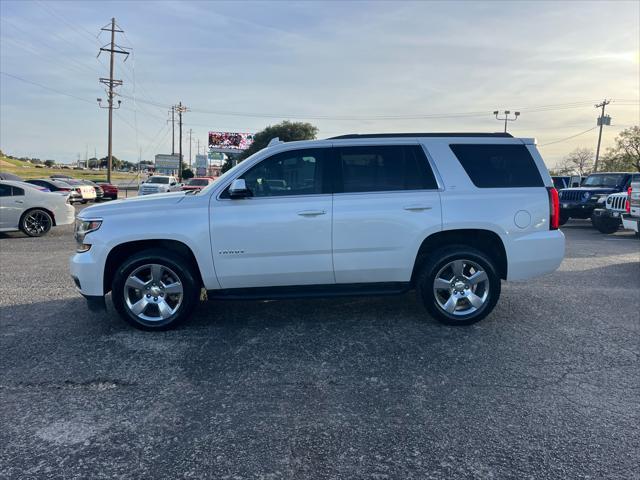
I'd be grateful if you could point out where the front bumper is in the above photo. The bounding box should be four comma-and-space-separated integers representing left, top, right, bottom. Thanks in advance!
560, 201, 598, 217
592, 208, 624, 220
621, 214, 640, 233
69, 245, 106, 297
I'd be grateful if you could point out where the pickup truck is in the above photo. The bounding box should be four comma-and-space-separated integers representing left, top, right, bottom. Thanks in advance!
621, 181, 640, 235
138, 176, 182, 196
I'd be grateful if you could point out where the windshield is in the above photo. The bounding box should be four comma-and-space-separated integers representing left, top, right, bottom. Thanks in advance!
188, 179, 209, 186
582, 174, 625, 188
147, 177, 170, 184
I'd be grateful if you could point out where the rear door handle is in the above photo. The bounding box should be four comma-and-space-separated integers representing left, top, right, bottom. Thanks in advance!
403, 205, 432, 211
297, 210, 326, 217
14, 200, 24, 204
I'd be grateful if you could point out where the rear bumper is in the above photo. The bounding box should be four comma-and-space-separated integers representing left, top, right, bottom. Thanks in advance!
506, 230, 565, 281
621, 214, 639, 233
57, 204, 76, 226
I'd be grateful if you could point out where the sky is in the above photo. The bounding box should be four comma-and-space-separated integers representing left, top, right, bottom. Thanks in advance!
0, 0, 638, 168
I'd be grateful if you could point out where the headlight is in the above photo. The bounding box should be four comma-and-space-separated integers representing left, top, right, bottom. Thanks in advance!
74, 218, 102, 251
582, 192, 591, 201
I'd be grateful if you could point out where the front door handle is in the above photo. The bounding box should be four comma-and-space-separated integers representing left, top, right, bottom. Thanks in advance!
297, 210, 326, 217
403, 205, 432, 211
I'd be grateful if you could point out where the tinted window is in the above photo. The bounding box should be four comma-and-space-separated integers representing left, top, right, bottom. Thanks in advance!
0, 184, 11, 197
11, 186, 25, 196
582, 174, 626, 188
337, 145, 437, 193
450, 144, 544, 188
239, 148, 327, 197
188, 179, 209, 186
148, 177, 170, 184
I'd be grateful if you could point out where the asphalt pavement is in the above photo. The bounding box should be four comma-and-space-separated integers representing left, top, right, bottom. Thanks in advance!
1, 212, 639, 479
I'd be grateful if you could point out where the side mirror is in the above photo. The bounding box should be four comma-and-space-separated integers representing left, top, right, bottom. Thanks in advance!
229, 178, 251, 199
171, 182, 176, 186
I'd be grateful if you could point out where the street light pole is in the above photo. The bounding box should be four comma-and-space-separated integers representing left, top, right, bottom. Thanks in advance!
493, 110, 520, 133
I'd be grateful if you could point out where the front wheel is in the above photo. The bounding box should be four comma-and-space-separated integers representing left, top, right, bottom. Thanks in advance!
417, 246, 501, 326
20, 209, 52, 237
591, 214, 620, 234
111, 249, 200, 330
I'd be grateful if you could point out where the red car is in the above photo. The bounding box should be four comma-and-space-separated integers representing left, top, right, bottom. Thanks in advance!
182, 177, 215, 192
90, 180, 118, 200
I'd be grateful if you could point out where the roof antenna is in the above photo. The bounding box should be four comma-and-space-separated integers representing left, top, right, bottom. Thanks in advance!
267, 137, 283, 147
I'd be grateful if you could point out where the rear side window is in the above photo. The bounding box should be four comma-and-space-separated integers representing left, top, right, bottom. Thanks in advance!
12, 186, 25, 196
450, 144, 544, 188
337, 145, 438, 193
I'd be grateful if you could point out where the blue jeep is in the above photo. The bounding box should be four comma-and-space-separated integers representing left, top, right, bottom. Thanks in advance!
558, 172, 640, 225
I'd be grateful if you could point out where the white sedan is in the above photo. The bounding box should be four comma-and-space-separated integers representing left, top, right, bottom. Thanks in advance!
0, 180, 75, 236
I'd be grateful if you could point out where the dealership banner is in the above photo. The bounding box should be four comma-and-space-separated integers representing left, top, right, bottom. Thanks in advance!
209, 131, 254, 151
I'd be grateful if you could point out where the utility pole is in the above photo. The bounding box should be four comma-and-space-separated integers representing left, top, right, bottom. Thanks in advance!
188, 128, 193, 168
493, 110, 520, 133
97, 18, 130, 184
197, 138, 200, 156
175, 102, 188, 181
168, 106, 175, 154
594, 99, 611, 173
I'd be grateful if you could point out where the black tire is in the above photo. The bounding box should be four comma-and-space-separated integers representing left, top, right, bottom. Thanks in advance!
111, 248, 200, 330
19, 209, 53, 237
81, 200, 88, 204
416, 245, 501, 326
591, 214, 620, 234
559, 212, 570, 226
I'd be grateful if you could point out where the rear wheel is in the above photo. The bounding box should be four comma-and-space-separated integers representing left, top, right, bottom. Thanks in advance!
111, 249, 200, 330
417, 246, 501, 326
20, 209, 52, 237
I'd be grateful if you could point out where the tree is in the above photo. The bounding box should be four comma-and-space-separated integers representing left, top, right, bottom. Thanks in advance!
238, 121, 319, 161
600, 126, 640, 172
44, 160, 55, 168
558, 148, 594, 176
181, 163, 194, 180
99, 156, 122, 170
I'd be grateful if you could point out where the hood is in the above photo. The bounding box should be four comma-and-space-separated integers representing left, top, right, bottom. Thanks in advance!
79, 191, 186, 218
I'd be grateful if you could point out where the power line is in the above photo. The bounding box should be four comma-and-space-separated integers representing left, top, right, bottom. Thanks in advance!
0, 71, 96, 104
538, 127, 597, 147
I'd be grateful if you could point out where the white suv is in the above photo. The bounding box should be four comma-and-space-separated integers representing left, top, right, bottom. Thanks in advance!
70, 133, 565, 330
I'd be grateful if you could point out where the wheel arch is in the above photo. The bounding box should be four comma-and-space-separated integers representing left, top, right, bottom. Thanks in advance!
103, 239, 204, 295
411, 229, 508, 283
19, 207, 56, 227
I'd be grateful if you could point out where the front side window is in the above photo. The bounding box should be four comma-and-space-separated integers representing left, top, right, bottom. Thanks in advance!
238, 148, 327, 197
336, 145, 438, 193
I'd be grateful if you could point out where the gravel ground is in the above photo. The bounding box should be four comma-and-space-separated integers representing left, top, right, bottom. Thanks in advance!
1, 213, 638, 480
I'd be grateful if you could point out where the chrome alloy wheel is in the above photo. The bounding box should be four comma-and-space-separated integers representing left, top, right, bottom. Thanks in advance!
432, 259, 489, 316
23, 210, 52, 236
124, 264, 184, 322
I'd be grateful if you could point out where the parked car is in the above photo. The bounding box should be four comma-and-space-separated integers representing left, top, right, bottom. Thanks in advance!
590, 192, 627, 234
80, 180, 104, 201
90, 180, 118, 200
558, 172, 640, 225
71, 132, 565, 330
25, 179, 82, 203
0, 172, 23, 181
182, 177, 215, 192
64, 179, 97, 203
621, 181, 640, 236
0, 180, 75, 236
50, 174, 73, 180
138, 175, 182, 196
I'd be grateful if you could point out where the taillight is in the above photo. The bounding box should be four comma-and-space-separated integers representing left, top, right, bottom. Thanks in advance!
547, 187, 560, 230
59, 187, 70, 192
626, 186, 632, 214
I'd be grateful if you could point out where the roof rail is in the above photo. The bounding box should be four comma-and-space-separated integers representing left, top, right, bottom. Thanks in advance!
329, 132, 513, 139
